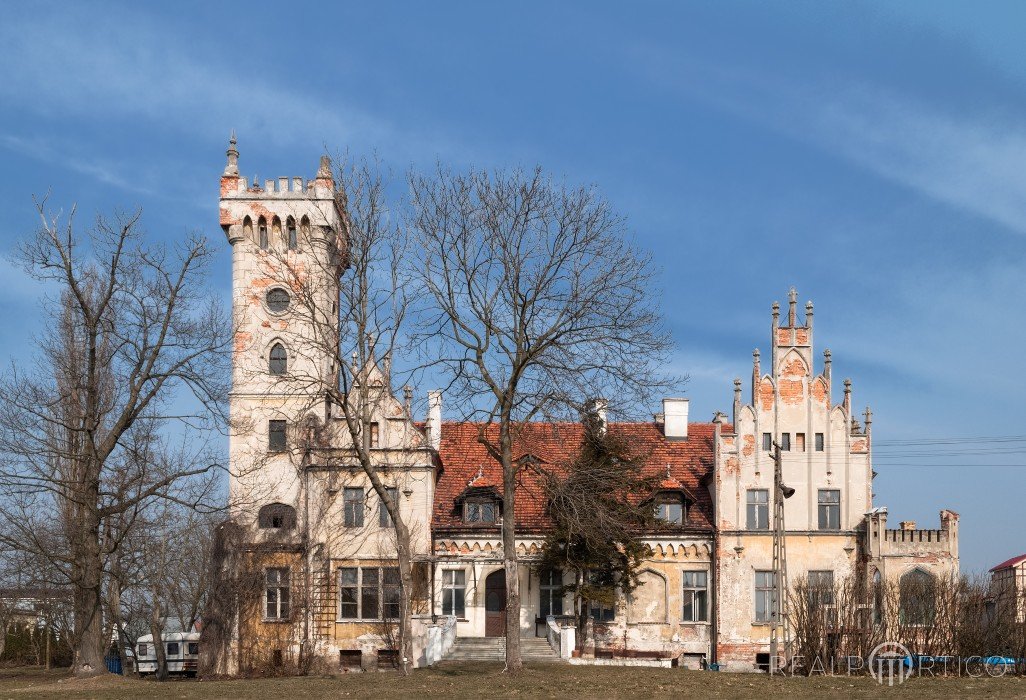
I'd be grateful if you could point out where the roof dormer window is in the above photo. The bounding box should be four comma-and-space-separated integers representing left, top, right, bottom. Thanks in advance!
464, 498, 499, 524
654, 493, 686, 525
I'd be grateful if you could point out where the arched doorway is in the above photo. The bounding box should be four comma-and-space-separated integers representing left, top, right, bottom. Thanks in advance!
485, 569, 506, 637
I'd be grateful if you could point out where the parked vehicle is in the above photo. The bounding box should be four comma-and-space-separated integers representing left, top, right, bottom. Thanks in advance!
135, 631, 200, 676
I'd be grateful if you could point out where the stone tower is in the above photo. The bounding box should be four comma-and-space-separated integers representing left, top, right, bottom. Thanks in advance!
713, 288, 873, 669
219, 134, 348, 518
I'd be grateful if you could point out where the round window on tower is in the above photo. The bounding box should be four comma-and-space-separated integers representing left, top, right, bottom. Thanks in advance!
266, 288, 291, 314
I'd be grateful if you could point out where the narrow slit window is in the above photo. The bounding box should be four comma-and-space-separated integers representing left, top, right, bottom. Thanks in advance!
287, 217, 298, 250
795, 433, 806, 452
815, 433, 825, 451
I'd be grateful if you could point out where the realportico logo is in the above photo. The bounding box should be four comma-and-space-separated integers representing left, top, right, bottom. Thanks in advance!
869, 641, 912, 686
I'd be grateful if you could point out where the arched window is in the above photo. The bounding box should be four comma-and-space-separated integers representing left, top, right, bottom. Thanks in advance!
258, 217, 268, 250
872, 569, 883, 625
243, 216, 253, 239
258, 502, 296, 529
286, 217, 298, 251
271, 216, 282, 245
269, 343, 287, 375
899, 568, 935, 626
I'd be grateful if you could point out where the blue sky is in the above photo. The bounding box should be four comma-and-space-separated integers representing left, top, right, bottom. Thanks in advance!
2, 1, 1025, 573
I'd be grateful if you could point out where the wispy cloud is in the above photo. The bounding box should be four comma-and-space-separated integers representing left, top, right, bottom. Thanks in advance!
0, 7, 387, 151
631, 48, 1026, 235
1, 134, 157, 197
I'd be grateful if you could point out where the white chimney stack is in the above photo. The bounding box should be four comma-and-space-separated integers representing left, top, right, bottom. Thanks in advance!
427, 390, 442, 451
662, 398, 689, 440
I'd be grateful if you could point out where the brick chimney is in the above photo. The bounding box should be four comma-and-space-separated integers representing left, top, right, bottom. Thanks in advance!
899, 520, 916, 531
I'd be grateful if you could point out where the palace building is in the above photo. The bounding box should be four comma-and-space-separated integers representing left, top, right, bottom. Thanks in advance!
210, 141, 959, 674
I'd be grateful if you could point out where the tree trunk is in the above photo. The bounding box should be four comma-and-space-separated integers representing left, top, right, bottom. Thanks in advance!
500, 426, 522, 674
151, 607, 168, 681
71, 511, 106, 677
395, 521, 415, 676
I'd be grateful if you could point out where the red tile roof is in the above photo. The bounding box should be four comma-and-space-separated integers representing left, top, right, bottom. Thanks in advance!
990, 553, 1026, 572
433, 421, 721, 536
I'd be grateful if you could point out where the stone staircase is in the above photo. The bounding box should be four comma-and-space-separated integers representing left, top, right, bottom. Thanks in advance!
442, 636, 562, 663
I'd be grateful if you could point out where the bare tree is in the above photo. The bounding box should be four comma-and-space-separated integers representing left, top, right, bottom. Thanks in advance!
407, 166, 675, 673
0, 201, 229, 676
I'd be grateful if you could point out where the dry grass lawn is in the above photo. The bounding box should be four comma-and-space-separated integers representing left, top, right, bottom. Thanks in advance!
1, 663, 1024, 699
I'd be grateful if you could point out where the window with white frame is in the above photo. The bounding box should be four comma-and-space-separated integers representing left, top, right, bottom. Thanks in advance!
754, 570, 776, 623
746, 489, 769, 530
344, 487, 364, 527
442, 569, 466, 617
818, 489, 841, 530
338, 566, 400, 620
539, 569, 563, 617
265, 567, 290, 620
682, 570, 708, 622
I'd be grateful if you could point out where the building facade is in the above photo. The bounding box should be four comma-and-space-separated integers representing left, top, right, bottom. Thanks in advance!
216, 142, 959, 673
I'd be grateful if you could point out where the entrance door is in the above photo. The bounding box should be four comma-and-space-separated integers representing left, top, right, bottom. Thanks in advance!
485, 569, 506, 637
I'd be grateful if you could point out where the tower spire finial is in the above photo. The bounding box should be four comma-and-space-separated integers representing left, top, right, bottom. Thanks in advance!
788, 287, 798, 326
224, 131, 239, 176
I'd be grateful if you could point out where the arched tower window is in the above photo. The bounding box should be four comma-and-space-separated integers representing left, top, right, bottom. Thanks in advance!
286, 217, 298, 251
243, 216, 253, 240
258, 502, 296, 529
269, 343, 287, 375
258, 217, 268, 250
300, 215, 310, 237
272, 216, 282, 244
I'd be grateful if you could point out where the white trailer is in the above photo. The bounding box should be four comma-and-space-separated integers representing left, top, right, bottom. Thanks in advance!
135, 631, 200, 676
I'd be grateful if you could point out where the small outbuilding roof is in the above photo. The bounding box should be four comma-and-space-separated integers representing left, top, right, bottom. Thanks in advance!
990, 553, 1026, 573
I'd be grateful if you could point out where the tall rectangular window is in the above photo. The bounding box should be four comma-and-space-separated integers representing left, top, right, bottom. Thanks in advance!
808, 570, 835, 607
815, 433, 824, 451
795, 433, 806, 452
746, 489, 769, 530
268, 420, 287, 452
442, 570, 466, 618
540, 569, 563, 617
361, 568, 379, 619
382, 567, 401, 620
339, 567, 358, 618
265, 567, 290, 620
379, 487, 398, 528
818, 489, 841, 530
344, 488, 364, 527
682, 571, 708, 622
762, 433, 772, 451
754, 571, 776, 623
780, 433, 791, 451
368, 422, 380, 448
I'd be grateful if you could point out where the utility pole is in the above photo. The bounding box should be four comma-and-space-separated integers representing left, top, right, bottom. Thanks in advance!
769, 442, 792, 674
